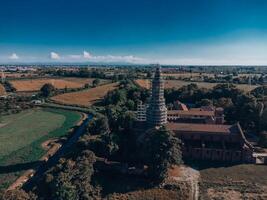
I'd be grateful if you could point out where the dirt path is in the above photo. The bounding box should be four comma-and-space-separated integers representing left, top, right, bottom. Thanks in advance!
0, 123, 7, 128
164, 165, 200, 200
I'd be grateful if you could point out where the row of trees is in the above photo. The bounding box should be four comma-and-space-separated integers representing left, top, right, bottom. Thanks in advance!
164, 73, 267, 85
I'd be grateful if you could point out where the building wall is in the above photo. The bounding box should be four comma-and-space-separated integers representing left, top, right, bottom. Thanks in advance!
173, 131, 254, 163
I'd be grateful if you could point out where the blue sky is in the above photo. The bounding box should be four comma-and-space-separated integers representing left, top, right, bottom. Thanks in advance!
1, 0, 267, 64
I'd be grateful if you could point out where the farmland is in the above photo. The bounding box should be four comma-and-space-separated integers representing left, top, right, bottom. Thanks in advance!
0, 83, 5, 95
51, 82, 118, 106
10, 77, 106, 92
0, 108, 81, 189
135, 79, 258, 91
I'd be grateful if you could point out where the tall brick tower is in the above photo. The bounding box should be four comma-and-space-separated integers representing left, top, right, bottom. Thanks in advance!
146, 66, 167, 127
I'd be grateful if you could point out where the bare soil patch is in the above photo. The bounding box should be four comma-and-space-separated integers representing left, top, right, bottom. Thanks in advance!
0, 83, 6, 95
10, 78, 103, 92
51, 82, 118, 106
199, 164, 267, 199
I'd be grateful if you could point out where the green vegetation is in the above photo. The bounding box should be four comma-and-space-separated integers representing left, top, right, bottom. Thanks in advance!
0, 95, 33, 115
92, 78, 100, 87
40, 83, 55, 97
138, 126, 183, 181
259, 131, 267, 148
41, 150, 97, 200
0, 108, 81, 189
0, 109, 65, 159
4, 77, 267, 199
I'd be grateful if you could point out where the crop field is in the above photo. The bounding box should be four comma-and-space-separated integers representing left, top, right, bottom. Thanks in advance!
51, 82, 118, 106
199, 164, 267, 199
10, 77, 106, 92
135, 79, 258, 91
0, 83, 5, 95
0, 108, 81, 189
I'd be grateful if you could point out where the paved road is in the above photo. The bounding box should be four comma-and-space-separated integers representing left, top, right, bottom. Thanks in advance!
23, 114, 92, 191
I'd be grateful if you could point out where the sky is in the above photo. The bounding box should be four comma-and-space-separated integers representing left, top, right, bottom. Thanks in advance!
1, 0, 267, 65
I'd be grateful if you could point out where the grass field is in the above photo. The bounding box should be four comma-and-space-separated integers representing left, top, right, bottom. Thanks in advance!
10, 77, 106, 92
51, 82, 118, 106
199, 164, 267, 199
0, 108, 81, 189
135, 79, 258, 92
0, 83, 5, 95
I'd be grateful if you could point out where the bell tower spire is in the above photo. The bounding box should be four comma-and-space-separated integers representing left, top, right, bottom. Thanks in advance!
146, 65, 167, 127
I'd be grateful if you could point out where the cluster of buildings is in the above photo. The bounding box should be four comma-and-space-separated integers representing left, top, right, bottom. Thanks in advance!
137, 67, 255, 163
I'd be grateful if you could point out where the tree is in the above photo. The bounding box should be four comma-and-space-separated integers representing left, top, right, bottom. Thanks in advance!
259, 131, 267, 148
139, 126, 183, 181
259, 108, 267, 131
198, 99, 213, 107
84, 83, 90, 89
44, 150, 97, 200
92, 79, 100, 87
118, 111, 136, 130
40, 83, 55, 97
0, 189, 37, 200
215, 97, 233, 108
251, 86, 267, 98
87, 114, 109, 135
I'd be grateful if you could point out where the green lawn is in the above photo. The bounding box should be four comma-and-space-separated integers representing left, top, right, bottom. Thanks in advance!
0, 108, 81, 189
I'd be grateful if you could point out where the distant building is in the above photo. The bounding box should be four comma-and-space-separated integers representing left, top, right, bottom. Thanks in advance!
167, 107, 224, 124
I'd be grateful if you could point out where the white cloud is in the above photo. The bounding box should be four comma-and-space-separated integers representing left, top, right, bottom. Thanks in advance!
50, 52, 60, 60
9, 53, 19, 60
64, 51, 147, 64
83, 51, 92, 59
89, 54, 146, 63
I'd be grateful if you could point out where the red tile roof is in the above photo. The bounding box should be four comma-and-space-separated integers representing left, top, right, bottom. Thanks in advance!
166, 122, 238, 134
174, 101, 188, 111
167, 110, 214, 116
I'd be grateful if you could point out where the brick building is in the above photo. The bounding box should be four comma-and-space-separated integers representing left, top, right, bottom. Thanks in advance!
137, 66, 254, 163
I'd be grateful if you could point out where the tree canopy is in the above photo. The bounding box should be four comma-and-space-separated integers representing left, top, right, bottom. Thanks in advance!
40, 83, 55, 97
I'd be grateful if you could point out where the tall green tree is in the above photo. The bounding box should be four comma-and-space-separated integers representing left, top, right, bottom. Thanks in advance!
87, 114, 109, 135
139, 126, 183, 181
92, 78, 100, 87
40, 83, 55, 97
